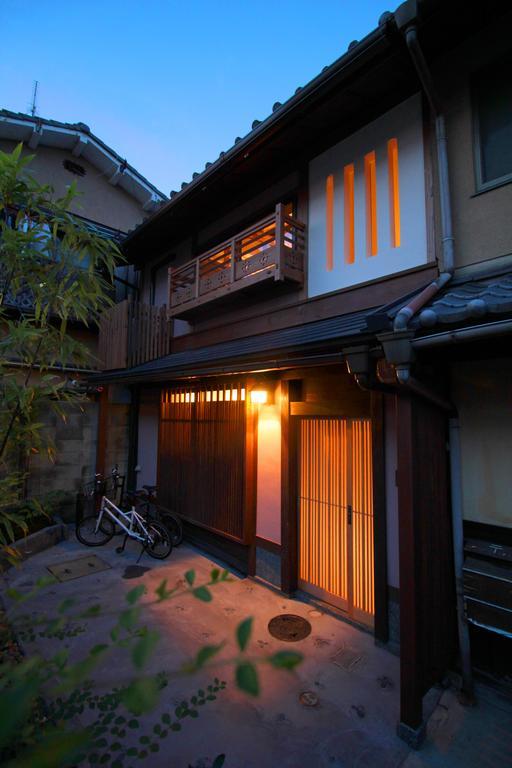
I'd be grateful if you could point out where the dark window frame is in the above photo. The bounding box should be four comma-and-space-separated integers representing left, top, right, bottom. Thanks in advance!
472, 54, 512, 194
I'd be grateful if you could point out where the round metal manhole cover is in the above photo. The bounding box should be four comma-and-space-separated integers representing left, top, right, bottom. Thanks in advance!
299, 691, 319, 707
268, 614, 312, 642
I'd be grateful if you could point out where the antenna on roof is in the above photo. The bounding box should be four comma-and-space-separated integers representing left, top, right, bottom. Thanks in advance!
29, 80, 39, 117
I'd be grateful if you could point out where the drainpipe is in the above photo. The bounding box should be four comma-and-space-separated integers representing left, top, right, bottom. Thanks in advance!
392, 24, 455, 331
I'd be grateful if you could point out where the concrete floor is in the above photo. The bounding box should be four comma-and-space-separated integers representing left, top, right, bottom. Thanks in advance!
3, 537, 511, 767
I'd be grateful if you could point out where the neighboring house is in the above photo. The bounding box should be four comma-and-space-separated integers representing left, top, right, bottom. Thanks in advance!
0, 110, 167, 510
91, 0, 512, 745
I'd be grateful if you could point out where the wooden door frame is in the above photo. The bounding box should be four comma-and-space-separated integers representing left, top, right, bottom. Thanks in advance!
280, 384, 388, 641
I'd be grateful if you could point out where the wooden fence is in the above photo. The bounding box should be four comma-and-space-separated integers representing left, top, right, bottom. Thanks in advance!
98, 298, 172, 370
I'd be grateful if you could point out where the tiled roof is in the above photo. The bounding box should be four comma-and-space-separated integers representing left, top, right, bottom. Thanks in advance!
0, 109, 167, 202
415, 273, 512, 329
91, 307, 373, 383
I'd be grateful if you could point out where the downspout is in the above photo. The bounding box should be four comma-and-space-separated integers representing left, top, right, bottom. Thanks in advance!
393, 25, 454, 331
387, 17, 474, 700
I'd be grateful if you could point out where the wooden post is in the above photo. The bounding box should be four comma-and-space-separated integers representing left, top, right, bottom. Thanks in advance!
281, 379, 302, 594
127, 385, 140, 492
396, 392, 424, 741
230, 240, 236, 285
195, 259, 200, 299
371, 390, 388, 644
274, 203, 284, 281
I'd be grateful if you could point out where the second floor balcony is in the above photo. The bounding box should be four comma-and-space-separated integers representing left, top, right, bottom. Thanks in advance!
168, 203, 306, 320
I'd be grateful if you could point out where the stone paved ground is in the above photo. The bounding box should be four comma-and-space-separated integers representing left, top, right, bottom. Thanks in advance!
403, 684, 512, 768
2, 535, 512, 767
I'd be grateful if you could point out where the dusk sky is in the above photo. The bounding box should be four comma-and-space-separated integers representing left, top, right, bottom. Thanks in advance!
2, 1, 388, 195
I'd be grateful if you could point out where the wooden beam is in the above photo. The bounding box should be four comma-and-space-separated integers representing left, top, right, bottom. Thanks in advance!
371, 390, 388, 644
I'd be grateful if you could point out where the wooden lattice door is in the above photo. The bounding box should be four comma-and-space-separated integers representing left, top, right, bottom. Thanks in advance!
159, 382, 247, 541
298, 417, 374, 626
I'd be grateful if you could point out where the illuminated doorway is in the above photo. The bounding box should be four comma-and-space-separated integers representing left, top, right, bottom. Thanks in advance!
298, 417, 374, 627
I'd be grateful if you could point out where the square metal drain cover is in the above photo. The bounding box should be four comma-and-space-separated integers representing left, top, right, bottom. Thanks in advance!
47, 555, 111, 582
332, 646, 363, 671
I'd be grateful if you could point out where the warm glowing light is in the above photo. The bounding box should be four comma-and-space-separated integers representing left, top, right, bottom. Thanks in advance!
364, 151, 378, 257
250, 389, 268, 404
325, 173, 334, 271
343, 164, 355, 264
387, 138, 401, 248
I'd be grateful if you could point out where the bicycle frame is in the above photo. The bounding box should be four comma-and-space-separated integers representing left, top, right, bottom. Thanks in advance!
96, 496, 154, 544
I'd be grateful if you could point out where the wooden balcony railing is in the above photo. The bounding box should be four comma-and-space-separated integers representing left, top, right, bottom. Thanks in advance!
98, 297, 171, 370
168, 203, 306, 319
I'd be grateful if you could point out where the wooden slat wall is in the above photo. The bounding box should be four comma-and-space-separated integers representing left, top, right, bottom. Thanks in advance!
98, 299, 172, 370
159, 383, 247, 541
352, 419, 374, 617
98, 299, 129, 370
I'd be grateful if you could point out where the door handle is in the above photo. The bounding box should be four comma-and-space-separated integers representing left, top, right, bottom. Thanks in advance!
347, 504, 352, 525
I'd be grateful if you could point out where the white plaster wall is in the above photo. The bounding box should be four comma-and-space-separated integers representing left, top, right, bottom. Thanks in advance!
452, 359, 512, 529
308, 93, 427, 297
385, 395, 399, 588
256, 397, 282, 545
136, 402, 159, 488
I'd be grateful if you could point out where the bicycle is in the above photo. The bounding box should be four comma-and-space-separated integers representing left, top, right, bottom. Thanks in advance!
76, 494, 172, 561
127, 484, 183, 547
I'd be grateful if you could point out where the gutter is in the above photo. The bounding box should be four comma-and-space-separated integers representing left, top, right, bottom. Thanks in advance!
412, 318, 512, 349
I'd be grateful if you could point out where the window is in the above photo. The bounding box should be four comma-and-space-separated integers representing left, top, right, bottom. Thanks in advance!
473, 56, 512, 191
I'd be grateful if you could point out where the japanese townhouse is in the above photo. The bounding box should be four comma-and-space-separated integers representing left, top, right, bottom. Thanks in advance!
92, 0, 512, 746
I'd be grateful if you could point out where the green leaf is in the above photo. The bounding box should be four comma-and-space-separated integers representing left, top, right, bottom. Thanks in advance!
210, 568, 220, 582
132, 630, 159, 670
126, 584, 146, 604
58, 597, 76, 614
121, 677, 161, 715
119, 606, 140, 630
184, 570, 195, 586
155, 578, 173, 602
212, 755, 226, 768
268, 650, 303, 670
192, 586, 212, 602
236, 617, 253, 652
236, 662, 259, 697
90, 644, 109, 656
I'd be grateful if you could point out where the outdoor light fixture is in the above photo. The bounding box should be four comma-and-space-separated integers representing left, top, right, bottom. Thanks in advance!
250, 389, 268, 405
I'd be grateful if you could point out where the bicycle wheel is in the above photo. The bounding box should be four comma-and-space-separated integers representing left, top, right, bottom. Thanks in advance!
159, 512, 183, 547
145, 521, 173, 559
76, 515, 115, 547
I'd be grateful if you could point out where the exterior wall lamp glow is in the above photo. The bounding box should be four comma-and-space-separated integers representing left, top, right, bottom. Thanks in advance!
250, 389, 269, 405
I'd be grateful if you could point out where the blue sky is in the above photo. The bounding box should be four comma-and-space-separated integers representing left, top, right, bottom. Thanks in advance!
2, 1, 388, 195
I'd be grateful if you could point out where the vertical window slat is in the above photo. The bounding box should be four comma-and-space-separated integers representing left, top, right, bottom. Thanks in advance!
364, 151, 378, 257
343, 164, 355, 264
387, 138, 401, 248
